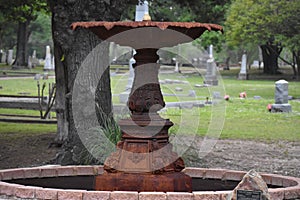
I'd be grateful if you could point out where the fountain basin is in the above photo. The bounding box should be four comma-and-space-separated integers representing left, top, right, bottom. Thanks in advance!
0, 166, 299, 199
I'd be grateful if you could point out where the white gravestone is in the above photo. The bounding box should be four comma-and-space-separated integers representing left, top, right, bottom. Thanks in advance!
127, 55, 136, 90
271, 80, 292, 112
51, 56, 55, 70
238, 52, 248, 80
44, 45, 52, 70
1, 51, 6, 63
7, 49, 13, 65
31, 50, 39, 67
28, 56, 32, 69
204, 44, 218, 85
252, 60, 259, 68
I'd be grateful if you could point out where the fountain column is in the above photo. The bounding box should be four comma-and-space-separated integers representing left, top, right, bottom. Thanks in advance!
95, 48, 192, 192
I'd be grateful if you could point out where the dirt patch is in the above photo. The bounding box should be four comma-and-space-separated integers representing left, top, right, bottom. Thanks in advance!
0, 133, 299, 178
0, 133, 60, 170
184, 137, 300, 178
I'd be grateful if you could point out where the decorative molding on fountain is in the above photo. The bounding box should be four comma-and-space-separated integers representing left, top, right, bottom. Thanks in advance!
0, 166, 300, 199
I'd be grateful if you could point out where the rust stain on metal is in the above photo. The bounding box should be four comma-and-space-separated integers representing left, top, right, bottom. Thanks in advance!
71, 21, 223, 32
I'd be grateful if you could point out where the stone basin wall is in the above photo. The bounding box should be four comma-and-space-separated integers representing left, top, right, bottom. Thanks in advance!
0, 166, 299, 200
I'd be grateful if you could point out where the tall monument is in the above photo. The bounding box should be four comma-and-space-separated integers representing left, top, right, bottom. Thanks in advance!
238, 51, 248, 80
204, 45, 218, 85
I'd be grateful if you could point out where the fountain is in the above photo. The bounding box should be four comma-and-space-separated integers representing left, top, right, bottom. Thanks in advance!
69, 10, 224, 193
0, 3, 300, 200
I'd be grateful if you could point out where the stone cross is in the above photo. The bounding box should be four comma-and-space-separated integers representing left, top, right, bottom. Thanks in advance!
238, 51, 248, 80
271, 79, 292, 112
7, 49, 13, 65
44, 45, 52, 70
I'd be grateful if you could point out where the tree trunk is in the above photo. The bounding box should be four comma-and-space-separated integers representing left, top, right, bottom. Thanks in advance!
293, 50, 300, 80
13, 20, 30, 68
49, 0, 132, 165
260, 44, 281, 74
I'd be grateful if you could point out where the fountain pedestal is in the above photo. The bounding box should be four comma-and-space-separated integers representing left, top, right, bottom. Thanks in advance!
95, 48, 192, 192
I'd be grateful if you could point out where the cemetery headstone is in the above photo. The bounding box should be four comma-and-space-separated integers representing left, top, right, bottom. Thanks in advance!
126, 54, 135, 90
43, 73, 49, 80
271, 79, 292, 112
31, 50, 39, 67
212, 91, 221, 99
1, 51, 6, 63
188, 90, 196, 97
175, 87, 183, 92
51, 56, 55, 70
7, 49, 13, 65
251, 60, 259, 68
34, 74, 41, 80
44, 45, 52, 70
28, 56, 32, 69
174, 60, 179, 73
238, 51, 248, 80
204, 44, 218, 85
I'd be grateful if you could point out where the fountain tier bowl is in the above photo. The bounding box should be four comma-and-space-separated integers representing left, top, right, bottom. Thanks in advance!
0, 166, 300, 199
71, 21, 223, 48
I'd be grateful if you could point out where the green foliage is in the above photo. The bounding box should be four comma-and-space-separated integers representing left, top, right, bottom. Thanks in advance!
28, 12, 53, 58
149, 1, 193, 22
0, 14, 18, 50
194, 30, 224, 53
0, 0, 48, 22
0, 122, 56, 136
225, 0, 300, 52
173, 0, 231, 24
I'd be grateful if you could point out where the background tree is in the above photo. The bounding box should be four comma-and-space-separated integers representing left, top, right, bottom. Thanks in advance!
225, 0, 300, 76
0, 0, 48, 67
0, 14, 18, 51
173, 0, 231, 24
48, 0, 134, 165
28, 12, 53, 58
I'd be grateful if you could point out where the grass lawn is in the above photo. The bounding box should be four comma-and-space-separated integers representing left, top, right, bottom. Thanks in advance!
1, 66, 300, 142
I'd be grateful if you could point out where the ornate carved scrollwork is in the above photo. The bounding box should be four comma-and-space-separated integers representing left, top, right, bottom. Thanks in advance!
128, 83, 165, 114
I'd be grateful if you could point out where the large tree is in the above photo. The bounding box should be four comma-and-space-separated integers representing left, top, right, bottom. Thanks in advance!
225, 0, 300, 76
0, 14, 18, 50
0, 0, 48, 67
48, 0, 134, 164
174, 0, 231, 24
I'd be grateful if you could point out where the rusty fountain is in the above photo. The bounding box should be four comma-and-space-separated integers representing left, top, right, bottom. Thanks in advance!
0, 14, 300, 200
71, 15, 222, 192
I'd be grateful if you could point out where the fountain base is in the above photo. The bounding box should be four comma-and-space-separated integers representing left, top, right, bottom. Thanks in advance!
95, 172, 192, 192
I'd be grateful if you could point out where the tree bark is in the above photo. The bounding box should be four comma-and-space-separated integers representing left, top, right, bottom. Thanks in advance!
13, 20, 30, 68
260, 43, 282, 74
293, 50, 300, 80
49, 0, 133, 165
